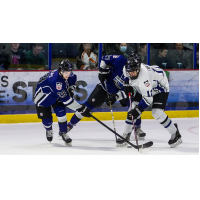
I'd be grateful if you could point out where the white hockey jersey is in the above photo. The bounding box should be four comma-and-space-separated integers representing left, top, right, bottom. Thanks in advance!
118, 63, 169, 109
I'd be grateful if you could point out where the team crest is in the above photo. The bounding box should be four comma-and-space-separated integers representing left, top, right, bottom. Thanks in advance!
144, 80, 150, 87
56, 82, 62, 90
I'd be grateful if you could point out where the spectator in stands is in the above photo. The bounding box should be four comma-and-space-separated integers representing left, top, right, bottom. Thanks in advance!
168, 43, 192, 69
194, 44, 199, 69
10, 43, 26, 70
138, 43, 147, 63
119, 43, 130, 58
25, 43, 46, 70
154, 45, 172, 69
80, 43, 98, 70
0, 44, 4, 68
0, 43, 12, 70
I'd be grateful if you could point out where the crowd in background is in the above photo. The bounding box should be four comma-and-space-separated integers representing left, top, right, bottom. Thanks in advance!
103, 43, 199, 69
0, 43, 199, 70
0, 43, 48, 70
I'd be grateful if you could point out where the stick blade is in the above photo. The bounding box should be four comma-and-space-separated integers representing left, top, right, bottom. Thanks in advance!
140, 141, 153, 149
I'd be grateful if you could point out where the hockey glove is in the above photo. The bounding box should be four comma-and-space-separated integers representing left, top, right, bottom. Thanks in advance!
98, 68, 110, 84
77, 104, 91, 117
128, 105, 144, 120
124, 80, 134, 96
69, 89, 74, 98
106, 93, 119, 106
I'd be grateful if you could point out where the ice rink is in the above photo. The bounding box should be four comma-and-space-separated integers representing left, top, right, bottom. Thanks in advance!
0, 118, 199, 155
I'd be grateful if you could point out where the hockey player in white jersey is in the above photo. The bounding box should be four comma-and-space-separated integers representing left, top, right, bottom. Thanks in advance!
115, 53, 182, 148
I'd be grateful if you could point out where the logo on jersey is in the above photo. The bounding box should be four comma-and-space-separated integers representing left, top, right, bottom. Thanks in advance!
113, 75, 124, 89
56, 82, 62, 90
57, 90, 67, 98
144, 80, 150, 87
104, 55, 112, 60
113, 55, 120, 58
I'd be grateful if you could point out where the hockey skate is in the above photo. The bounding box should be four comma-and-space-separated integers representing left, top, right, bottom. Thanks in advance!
116, 133, 131, 147
58, 124, 73, 137
46, 129, 53, 142
168, 123, 182, 148
61, 132, 72, 147
67, 123, 73, 133
135, 127, 146, 140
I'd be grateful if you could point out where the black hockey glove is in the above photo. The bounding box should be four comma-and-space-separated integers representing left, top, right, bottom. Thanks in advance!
77, 104, 91, 117
69, 89, 74, 98
98, 68, 110, 85
106, 93, 119, 106
124, 80, 134, 97
128, 105, 144, 120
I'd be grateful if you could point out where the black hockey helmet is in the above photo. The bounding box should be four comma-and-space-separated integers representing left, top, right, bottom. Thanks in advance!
125, 53, 141, 79
59, 59, 73, 73
125, 53, 141, 72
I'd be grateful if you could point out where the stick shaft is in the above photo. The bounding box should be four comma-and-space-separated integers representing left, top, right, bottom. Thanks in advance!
128, 93, 139, 150
90, 114, 138, 149
104, 80, 117, 140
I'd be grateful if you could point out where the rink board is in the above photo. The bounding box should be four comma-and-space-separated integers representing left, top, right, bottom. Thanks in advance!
0, 110, 198, 123
0, 70, 199, 123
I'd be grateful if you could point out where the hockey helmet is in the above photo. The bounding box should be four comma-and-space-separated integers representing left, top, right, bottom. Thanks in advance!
59, 59, 73, 73
125, 53, 141, 80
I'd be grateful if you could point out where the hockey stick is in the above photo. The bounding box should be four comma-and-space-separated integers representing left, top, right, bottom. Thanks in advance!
104, 80, 117, 141
128, 92, 139, 151
89, 113, 153, 150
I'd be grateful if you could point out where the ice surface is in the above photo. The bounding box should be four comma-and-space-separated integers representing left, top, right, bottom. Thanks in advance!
0, 118, 198, 155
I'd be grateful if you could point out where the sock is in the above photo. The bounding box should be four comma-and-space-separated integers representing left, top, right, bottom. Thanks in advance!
58, 121, 68, 133
84, 102, 95, 110
123, 115, 133, 134
42, 116, 53, 131
152, 109, 177, 135
135, 118, 141, 129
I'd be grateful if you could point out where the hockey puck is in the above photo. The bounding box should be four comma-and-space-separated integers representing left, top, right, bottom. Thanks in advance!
127, 145, 132, 148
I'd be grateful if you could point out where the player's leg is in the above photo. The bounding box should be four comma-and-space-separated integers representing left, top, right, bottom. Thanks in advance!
152, 92, 182, 148
127, 93, 146, 140
116, 92, 146, 146
68, 84, 107, 131
36, 105, 53, 142
52, 100, 72, 146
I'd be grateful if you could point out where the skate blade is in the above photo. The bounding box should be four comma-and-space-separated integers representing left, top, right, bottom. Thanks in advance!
116, 143, 127, 147
170, 138, 182, 148
65, 142, 72, 147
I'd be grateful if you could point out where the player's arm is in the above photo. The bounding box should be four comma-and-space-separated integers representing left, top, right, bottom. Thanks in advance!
128, 84, 153, 120
98, 57, 110, 84
57, 89, 90, 117
68, 74, 77, 98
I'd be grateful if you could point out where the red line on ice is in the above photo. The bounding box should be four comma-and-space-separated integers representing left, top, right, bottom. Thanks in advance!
188, 126, 199, 135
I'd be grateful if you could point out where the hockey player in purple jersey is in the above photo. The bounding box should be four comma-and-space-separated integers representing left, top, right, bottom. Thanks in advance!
67, 54, 147, 145
34, 60, 91, 146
